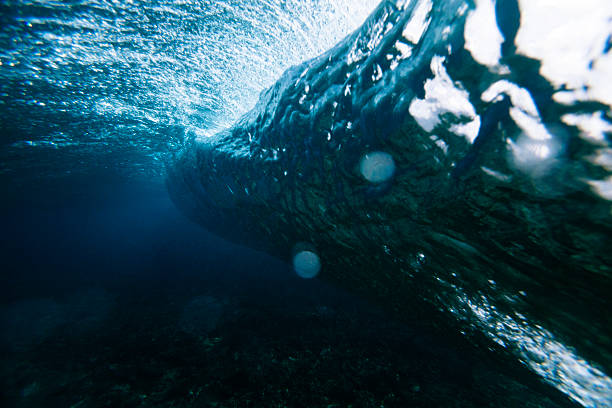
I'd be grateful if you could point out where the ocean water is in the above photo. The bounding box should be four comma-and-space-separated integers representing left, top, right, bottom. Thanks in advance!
1, 1, 611, 407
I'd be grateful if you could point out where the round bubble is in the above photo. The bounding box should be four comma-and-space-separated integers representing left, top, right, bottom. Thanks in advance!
360, 151, 395, 183
510, 136, 560, 177
293, 250, 321, 279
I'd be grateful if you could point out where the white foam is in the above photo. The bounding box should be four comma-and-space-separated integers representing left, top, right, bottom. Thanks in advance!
516, 0, 612, 108
402, 0, 432, 44
562, 112, 612, 145
409, 56, 480, 143
464, 0, 504, 67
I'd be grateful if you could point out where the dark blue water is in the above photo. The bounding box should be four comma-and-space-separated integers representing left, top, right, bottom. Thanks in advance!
1, 1, 611, 407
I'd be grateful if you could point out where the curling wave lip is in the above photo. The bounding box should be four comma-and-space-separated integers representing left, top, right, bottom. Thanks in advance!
168, 1, 612, 406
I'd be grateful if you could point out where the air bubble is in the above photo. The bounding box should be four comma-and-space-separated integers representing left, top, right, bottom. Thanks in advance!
410, 252, 426, 269
360, 151, 395, 183
293, 250, 321, 279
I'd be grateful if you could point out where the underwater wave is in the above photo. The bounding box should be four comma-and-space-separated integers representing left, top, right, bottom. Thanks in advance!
2, 0, 611, 406
168, 1, 612, 406
0, 0, 378, 181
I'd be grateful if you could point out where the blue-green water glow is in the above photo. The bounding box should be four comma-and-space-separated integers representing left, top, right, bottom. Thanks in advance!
1, 1, 611, 407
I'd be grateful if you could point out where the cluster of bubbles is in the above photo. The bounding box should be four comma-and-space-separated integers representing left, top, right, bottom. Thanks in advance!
0, 0, 379, 178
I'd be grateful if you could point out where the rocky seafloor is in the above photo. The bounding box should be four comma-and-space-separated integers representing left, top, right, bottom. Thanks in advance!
0, 271, 578, 408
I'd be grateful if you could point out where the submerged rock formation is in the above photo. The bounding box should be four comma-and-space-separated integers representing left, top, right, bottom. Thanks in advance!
168, 1, 612, 405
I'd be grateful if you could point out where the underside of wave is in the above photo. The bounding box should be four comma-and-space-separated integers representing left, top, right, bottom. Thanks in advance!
167, 1, 612, 406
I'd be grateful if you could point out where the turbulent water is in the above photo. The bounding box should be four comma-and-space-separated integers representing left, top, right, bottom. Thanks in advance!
0, 0, 378, 184
2, 0, 612, 407
168, 1, 612, 406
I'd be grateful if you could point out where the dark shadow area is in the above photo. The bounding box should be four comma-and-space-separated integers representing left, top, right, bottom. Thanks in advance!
0, 176, 577, 407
